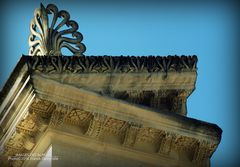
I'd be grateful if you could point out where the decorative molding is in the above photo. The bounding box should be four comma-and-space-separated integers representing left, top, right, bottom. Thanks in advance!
192, 140, 218, 163
25, 55, 197, 74
103, 118, 128, 135
49, 103, 68, 127
111, 89, 192, 115
28, 98, 56, 118
158, 132, 176, 155
137, 127, 162, 144
5, 132, 26, 155
29, 4, 85, 56
16, 113, 38, 136
64, 108, 92, 126
2, 98, 54, 167
123, 123, 141, 147
174, 135, 198, 152
85, 113, 107, 139
1, 97, 220, 166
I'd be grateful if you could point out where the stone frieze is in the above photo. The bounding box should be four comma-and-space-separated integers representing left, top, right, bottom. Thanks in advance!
25, 55, 197, 74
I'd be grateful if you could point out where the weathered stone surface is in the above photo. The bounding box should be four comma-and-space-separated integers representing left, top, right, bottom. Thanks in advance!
25, 55, 197, 73
0, 3, 222, 166
0, 55, 222, 167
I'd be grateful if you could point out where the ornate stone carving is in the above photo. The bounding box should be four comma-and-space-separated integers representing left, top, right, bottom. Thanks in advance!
0, 2, 223, 166
29, 4, 85, 56
25, 55, 197, 73
174, 135, 198, 152
64, 109, 92, 126
4, 132, 35, 156
4, 133, 25, 155
1, 96, 220, 167
192, 140, 218, 163
103, 118, 128, 135
85, 113, 107, 139
137, 127, 162, 144
16, 113, 38, 136
28, 98, 56, 118
3, 99, 55, 161
123, 123, 141, 147
158, 132, 175, 155
49, 104, 68, 127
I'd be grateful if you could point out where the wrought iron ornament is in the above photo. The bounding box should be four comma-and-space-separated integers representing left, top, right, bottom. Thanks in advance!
29, 3, 86, 56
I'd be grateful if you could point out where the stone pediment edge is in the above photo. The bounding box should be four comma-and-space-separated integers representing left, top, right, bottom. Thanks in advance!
32, 75, 221, 144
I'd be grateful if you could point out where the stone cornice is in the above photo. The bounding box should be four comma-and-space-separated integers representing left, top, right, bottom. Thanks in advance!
0, 58, 29, 116
0, 57, 34, 150
0, 55, 222, 167
1, 96, 220, 167
32, 76, 221, 143
25, 55, 197, 74
49, 100, 220, 165
0, 98, 55, 167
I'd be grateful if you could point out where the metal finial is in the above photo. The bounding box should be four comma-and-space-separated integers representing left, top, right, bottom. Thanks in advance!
28, 3, 86, 56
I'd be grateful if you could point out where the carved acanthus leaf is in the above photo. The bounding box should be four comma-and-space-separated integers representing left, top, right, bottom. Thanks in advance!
25, 55, 198, 73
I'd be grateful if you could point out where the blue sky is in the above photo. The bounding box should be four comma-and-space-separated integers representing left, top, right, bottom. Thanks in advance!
0, 0, 239, 166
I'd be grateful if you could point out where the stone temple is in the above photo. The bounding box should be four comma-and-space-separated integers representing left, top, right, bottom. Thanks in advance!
0, 3, 222, 167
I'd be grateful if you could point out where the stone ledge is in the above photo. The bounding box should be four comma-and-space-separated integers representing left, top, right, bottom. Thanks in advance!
32, 76, 222, 143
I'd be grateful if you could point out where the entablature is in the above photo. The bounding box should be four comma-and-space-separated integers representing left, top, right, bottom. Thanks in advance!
1, 96, 221, 167
0, 55, 222, 167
